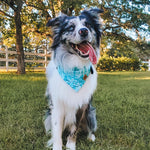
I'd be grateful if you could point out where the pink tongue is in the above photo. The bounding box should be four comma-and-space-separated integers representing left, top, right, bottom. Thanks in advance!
78, 43, 97, 65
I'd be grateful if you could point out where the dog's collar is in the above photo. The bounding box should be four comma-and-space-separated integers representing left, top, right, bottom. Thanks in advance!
57, 65, 92, 92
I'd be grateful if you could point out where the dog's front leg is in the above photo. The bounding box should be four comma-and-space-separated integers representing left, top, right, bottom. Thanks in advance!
52, 105, 64, 150
66, 124, 77, 150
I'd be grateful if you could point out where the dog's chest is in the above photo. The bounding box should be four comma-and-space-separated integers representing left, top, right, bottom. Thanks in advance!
57, 65, 92, 92
47, 61, 97, 108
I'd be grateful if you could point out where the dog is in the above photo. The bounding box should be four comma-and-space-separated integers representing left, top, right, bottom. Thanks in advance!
44, 8, 103, 150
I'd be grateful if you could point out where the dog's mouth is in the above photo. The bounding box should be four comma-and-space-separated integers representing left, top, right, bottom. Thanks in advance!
70, 41, 97, 64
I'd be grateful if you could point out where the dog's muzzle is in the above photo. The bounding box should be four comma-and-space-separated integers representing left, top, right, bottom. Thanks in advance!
69, 41, 97, 65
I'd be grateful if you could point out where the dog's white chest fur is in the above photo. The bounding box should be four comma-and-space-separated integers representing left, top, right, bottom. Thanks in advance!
46, 59, 97, 110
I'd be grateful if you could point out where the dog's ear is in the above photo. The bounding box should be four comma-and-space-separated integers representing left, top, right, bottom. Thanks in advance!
46, 17, 60, 27
46, 15, 68, 49
46, 14, 68, 27
89, 8, 104, 14
81, 8, 103, 19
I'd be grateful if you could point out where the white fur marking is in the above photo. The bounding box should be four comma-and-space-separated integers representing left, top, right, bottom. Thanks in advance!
88, 133, 96, 142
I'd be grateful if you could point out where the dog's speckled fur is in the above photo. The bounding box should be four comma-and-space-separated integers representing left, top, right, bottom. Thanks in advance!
45, 8, 103, 150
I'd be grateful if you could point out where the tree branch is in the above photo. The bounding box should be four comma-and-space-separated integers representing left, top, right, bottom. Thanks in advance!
26, 4, 43, 11
106, 31, 135, 42
24, 28, 53, 39
0, 9, 14, 18
103, 25, 121, 31
25, 1, 51, 20
1, 0, 17, 10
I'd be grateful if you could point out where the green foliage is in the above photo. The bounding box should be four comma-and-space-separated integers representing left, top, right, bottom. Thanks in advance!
97, 56, 141, 71
101, 0, 150, 59
141, 63, 149, 71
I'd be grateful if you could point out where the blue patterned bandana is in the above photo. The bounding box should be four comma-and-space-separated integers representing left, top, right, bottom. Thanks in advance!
57, 65, 91, 92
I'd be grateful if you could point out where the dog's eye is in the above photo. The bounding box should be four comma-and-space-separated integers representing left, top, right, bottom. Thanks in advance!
85, 22, 91, 29
68, 25, 75, 31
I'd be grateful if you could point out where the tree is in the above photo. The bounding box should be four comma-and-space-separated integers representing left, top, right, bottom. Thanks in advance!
0, 0, 25, 74
0, 0, 52, 74
0, 0, 149, 73
100, 0, 150, 58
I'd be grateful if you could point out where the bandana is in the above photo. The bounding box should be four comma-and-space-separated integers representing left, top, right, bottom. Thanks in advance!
57, 65, 91, 92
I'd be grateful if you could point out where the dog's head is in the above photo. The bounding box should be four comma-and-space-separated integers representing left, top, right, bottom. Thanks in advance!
47, 8, 103, 65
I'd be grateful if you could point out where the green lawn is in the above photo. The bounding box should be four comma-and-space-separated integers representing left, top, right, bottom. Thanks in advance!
0, 72, 150, 150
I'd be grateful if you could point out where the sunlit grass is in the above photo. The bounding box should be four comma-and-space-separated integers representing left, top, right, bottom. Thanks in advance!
0, 72, 150, 150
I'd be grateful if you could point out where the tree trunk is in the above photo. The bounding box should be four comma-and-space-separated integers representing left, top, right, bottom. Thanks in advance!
14, 10, 25, 74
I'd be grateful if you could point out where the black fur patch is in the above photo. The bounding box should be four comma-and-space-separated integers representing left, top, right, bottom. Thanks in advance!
80, 9, 103, 46
47, 15, 69, 49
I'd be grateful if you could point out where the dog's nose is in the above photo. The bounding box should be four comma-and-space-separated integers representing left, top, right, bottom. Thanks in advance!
78, 28, 88, 37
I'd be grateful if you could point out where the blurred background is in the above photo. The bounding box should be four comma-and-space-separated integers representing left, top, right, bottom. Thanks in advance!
0, 0, 150, 73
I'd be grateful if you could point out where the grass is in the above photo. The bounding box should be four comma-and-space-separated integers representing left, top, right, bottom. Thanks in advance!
0, 71, 150, 150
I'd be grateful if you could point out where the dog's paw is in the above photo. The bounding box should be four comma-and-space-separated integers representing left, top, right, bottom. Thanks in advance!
46, 139, 53, 148
53, 145, 62, 150
47, 139, 62, 150
87, 133, 96, 142
66, 142, 76, 150
66, 137, 76, 150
